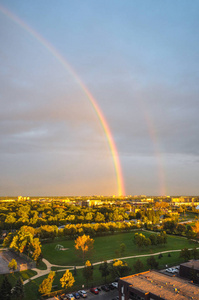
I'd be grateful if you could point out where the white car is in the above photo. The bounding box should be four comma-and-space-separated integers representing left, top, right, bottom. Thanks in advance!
166, 268, 172, 273
66, 294, 75, 300
78, 290, 87, 298
112, 282, 118, 288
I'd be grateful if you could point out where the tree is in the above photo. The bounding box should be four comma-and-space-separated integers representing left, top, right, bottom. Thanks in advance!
149, 234, 157, 245
29, 238, 42, 261
0, 275, 12, 300
192, 248, 199, 259
163, 220, 177, 234
94, 212, 105, 223
74, 235, 94, 262
83, 260, 93, 288
120, 243, 126, 256
133, 259, 144, 273
39, 271, 55, 295
60, 270, 75, 290
180, 248, 191, 261
134, 233, 151, 248
8, 259, 17, 272
12, 277, 24, 299
110, 260, 131, 278
192, 221, 199, 239
147, 256, 159, 269
99, 261, 110, 283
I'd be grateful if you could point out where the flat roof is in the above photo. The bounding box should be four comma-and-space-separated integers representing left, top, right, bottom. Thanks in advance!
180, 260, 199, 270
120, 271, 199, 300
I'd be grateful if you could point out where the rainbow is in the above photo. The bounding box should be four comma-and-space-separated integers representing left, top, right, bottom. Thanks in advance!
0, 5, 125, 196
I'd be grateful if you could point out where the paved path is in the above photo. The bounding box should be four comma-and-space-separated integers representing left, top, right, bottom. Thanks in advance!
23, 246, 199, 285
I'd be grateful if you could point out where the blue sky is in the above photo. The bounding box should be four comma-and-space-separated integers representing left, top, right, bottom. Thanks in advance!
0, 0, 199, 196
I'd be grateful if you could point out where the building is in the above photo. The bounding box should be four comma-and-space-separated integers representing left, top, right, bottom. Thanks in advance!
179, 260, 199, 283
119, 270, 199, 300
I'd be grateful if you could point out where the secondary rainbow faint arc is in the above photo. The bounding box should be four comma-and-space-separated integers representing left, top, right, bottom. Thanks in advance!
0, 5, 125, 196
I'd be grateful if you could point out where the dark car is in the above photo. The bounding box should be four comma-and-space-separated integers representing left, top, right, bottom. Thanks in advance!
108, 283, 115, 290
90, 287, 99, 294
73, 292, 80, 299
101, 285, 110, 292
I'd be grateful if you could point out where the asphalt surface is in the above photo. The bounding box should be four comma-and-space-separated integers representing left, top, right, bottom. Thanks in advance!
87, 288, 118, 300
49, 288, 119, 300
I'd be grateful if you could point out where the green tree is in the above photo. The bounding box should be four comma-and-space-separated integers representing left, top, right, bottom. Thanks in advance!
39, 271, 55, 295
180, 248, 191, 261
149, 234, 157, 245
8, 259, 17, 272
99, 261, 110, 283
147, 256, 159, 269
0, 275, 12, 300
192, 248, 199, 259
60, 270, 75, 290
82, 260, 93, 288
134, 233, 151, 248
12, 277, 24, 299
120, 243, 126, 256
110, 259, 131, 278
133, 259, 144, 273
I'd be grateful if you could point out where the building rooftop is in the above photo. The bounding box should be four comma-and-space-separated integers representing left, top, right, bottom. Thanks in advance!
120, 271, 199, 300
180, 260, 199, 270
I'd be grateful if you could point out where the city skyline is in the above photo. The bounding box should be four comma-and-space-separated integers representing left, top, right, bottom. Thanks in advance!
0, 1, 199, 196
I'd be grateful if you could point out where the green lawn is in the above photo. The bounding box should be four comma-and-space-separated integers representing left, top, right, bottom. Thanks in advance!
41, 230, 195, 266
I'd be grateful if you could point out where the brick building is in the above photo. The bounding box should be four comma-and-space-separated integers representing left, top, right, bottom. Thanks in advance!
119, 270, 199, 300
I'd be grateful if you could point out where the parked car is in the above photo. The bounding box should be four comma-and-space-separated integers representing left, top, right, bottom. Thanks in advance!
101, 285, 110, 292
166, 268, 177, 274
78, 290, 87, 298
111, 282, 118, 288
90, 287, 99, 294
73, 292, 80, 299
66, 294, 75, 300
108, 283, 115, 290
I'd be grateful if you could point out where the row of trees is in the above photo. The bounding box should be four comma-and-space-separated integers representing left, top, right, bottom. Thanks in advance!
162, 220, 199, 240
12, 222, 140, 242
134, 232, 167, 248
0, 202, 131, 230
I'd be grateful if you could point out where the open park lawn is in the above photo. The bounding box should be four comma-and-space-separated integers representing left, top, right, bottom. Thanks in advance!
41, 230, 194, 266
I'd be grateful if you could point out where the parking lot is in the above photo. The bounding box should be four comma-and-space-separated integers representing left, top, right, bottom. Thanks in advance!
50, 287, 119, 300
159, 265, 180, 276
86, 288, 118, 300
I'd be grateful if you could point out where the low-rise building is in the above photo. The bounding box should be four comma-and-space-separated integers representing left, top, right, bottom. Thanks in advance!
119, 270, 199, 300
179, 260, 199, 283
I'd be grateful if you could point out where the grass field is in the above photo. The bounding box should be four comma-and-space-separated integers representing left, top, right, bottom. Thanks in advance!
41, 230, 195, 266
